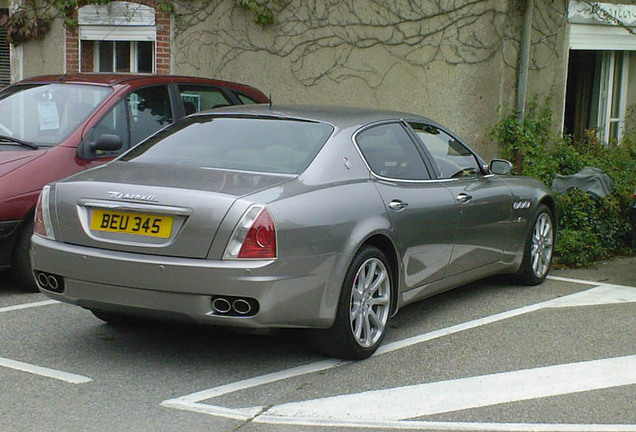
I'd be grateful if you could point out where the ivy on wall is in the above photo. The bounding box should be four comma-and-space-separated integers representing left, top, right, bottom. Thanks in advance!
0, 0, 280, 46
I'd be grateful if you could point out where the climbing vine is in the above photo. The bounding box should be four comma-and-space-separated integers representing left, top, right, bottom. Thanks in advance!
0, 0, 280, 46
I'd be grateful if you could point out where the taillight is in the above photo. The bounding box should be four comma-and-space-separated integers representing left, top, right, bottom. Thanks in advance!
34, 185, 55, 240
224, 205, 277, 260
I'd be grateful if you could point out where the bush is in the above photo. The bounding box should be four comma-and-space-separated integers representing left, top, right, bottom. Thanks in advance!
489, 100, 636, 267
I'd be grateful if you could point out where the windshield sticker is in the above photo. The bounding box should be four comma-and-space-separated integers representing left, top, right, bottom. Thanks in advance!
38, 102, 60, 130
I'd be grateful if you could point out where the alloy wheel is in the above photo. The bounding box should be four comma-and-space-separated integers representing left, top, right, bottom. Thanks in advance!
349, 257, 391, 348
530, 212, 554, 279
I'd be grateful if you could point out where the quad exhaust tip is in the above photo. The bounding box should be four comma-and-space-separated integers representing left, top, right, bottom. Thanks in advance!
34, 271, 65, 293
212, 296, 258, 317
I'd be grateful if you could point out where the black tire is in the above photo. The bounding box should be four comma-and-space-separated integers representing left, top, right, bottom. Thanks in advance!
11, 218, 39, 292
516, 204, 555, 286
307, 246, 393, 360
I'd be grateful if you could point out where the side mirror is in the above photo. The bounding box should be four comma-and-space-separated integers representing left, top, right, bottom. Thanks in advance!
490, 159, 513, 175
90, 134, 123, 152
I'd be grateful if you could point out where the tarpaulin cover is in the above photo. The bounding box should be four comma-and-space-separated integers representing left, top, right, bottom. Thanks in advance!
551, 167, 615, 197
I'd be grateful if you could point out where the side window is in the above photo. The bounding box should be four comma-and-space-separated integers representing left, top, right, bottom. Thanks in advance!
356, 123, 430, 180
234, 91, 260, 104
84, 99, 130, 158
178, 85, 232, 115
127, 86, 173, 145
411, 124, 481, 179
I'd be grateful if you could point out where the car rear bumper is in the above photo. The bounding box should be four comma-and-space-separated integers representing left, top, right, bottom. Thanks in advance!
31, 235, 340, 329
0, 220, 21, 270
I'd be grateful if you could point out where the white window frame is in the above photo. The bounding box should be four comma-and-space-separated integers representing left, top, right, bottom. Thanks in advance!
78, 2, 156, 74
92, 40, 154, 73
597, 51, 630, 143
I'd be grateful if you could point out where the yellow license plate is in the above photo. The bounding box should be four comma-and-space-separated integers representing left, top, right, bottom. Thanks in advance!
90, 210, 173, 238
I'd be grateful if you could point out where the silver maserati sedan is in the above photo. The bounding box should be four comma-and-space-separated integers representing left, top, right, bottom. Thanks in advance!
31, 105, 555, 359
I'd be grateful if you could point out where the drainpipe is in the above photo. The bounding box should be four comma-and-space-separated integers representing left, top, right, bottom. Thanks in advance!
513, 0, 534, 172
516, 0, 534, 123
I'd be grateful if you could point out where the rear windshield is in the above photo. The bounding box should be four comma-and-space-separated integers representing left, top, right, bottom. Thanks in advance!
0, 83, 112, 147
121, 116, 334, 175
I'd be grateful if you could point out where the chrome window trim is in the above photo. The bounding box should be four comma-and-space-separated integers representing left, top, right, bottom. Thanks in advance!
80, 200, 191, 216
352, 119, 436, 184
351, 119, 490, 185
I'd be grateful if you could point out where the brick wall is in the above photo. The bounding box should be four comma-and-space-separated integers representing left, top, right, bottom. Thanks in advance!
155, 8, 171, 74
65, 1, 170, 74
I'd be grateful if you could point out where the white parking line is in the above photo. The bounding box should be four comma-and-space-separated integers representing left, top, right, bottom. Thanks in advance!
547, 275, 634, 288
0, 299, 58, 313
162, 279, 636, 430
262, 355, 636, 421
1, 299, 90, 383
0, 357, 92, 384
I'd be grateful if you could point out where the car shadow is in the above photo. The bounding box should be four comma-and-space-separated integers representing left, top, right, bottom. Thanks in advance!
71, 275, 523, 364
0, 271, 28, 294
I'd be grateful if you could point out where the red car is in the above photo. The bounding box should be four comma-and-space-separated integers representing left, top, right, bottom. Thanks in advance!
0, 74, 268, 291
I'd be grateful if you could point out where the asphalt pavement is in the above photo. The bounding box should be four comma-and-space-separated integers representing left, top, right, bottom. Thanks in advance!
551, 255, 636, 286
1, 256, 634, 432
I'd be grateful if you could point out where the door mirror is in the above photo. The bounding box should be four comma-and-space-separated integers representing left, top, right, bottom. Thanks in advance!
490, 159, 513, 175
78, 134, 124, 160
91, 134, 123, 152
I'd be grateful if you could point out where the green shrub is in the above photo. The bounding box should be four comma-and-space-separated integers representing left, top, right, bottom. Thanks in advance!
554, 228, 602, 267
489, 100, 636, 267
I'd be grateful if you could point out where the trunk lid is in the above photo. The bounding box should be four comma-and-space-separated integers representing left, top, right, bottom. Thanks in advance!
54, 162, 293, 258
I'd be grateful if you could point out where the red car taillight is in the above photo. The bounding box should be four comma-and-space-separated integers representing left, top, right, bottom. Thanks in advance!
224, 205, 277, 260
34, 185, 55, 240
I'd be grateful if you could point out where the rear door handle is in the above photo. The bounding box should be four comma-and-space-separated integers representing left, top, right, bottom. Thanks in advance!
456, 193, 472, 204
389, 200, 409, 211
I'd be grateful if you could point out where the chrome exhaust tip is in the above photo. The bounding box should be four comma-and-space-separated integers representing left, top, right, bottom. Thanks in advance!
34, 271, 65, 293
232, 299, 252, 315
37, 272, 50, 288
47, 275, 59, 291
212, 297, 232, 314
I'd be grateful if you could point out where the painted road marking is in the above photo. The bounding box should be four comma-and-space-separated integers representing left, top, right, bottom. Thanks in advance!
263, 355, 636, 420
0, 299, 58, 313
0, 357, 92, 384
162, 278, 636, 430
1, 299, 89, 383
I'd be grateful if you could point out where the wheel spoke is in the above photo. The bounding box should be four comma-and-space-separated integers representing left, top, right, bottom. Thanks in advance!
361, 314, 372, 345
367, 272, 386, 297
364, 261, 377, 290
367, 309, 385, 332
352, 310, 363, 339
368, 292, 390, 307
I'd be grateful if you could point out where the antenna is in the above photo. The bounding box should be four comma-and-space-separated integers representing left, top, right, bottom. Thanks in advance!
269, 94, 272, 110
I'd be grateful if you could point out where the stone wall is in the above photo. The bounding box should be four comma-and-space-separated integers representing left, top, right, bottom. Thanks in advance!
171, 0, 568, 160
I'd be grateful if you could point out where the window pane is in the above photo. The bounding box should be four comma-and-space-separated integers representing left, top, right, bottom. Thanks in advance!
178, 85, 231, 114
356, 123, 430, 180
609, 121, 620, 143
127, 86, 173, 145
235, 92, 260, 104
122, 117, 333, 175
115, 41, 130, 72
98, 41, 114, 72
0, 83, 111, 146
411, 124, 480, 179
137, 41, 153, 73
611, 52, 624, 119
